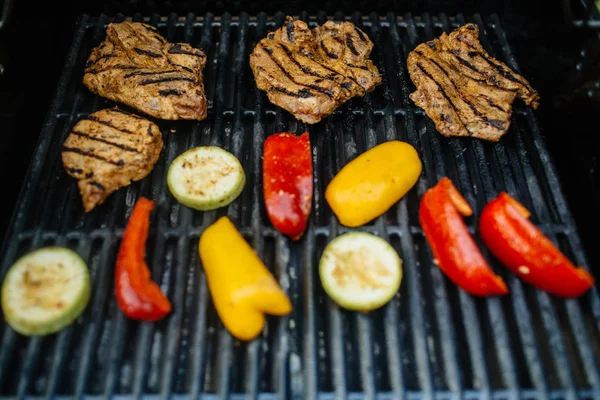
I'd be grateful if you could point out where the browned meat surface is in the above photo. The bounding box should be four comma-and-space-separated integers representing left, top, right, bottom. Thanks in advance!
250, 17, 381, 124
407, 23, 540, 142
61, 108, 163, 212
83, 21, 208, 120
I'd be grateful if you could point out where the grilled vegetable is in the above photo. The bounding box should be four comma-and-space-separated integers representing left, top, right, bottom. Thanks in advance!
116, 197, 172, 321
167, 146, 245, 211
1, 247, 91, 336
263, 131, 313, 240
325, 140, 422, 227
479, 192, 595, 297
419, 177, 508, 296
199, 216, 292, 341
319, 232, 402, 311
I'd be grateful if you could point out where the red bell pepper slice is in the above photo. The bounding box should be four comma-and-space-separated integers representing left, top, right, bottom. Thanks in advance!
263, 131, 313, 240
419, 177, 509, 296
115, 197, 172, 321
479, 192, 594, 298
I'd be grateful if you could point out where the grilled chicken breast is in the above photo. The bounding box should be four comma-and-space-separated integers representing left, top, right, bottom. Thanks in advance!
407, 23, 540, 142
83, 21, 208, 120
61, 108, 163, 212
250, 17, 381, 124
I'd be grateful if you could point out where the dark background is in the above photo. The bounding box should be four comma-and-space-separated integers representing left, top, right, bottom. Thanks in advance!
1, 0, 598, 266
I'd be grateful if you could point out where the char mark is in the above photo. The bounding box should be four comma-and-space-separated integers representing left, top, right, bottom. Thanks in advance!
286, 21, 295, 42
419, 60, 504, 130
138, 76, 197, 85
133, 47, 163, 58
320, 41, 339, 59
346, 33, 360, 56
476, 52, 527, 86
168, 43, 204, 57
65, 167, 84, 175
89, 181, 106, 190
173, 64, 195, 74
346, 63, 370, 71
88, 54, 115, 67
260, 45, 334, 98
279, 44, 341, 82
70, 130, 141, 153
81, 115, 135, 134
416, 63, 464, 128
271, 86, 314, 98
448, 50, 482, 74
354, 27, 367, 42
123, 69, 184, 79
159, 89, 183, 96
485, 97, 506, 112
147, 124, 154, 137
62, 146, 126, 166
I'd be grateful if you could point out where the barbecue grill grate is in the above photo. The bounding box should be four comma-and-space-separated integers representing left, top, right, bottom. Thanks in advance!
1, 11, 599, 400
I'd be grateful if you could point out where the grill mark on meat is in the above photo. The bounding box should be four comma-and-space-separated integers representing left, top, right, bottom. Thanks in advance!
418, 59, 504, 130
89, 181, 106, 190
147, 124, 154, 137
138, 76, 197, 85
65, 167, 84, 175
123, 69, 185, 79
415, 63, 468, 133
168, 43, 203, 57
260, 45, 335, 98
173, 64, 195, 74
279, 44, 342, 82
62, 146, 125, 166
89, 54, 115, 66
484, 97, 506, 112
346, 33, 361, 56
449, 50, 482, 74
81, 115, 135, 134
320, 41, 339, 59
271, 86, 314, 98
70, 130, 141, 153
86, 64, 138, 74
454, 34, 529, 88
346, 63, 370, 71
286, 20, 295, 42
354, 27, 367, 42
473, 52, 528, 86
133, 47, 163, 58
159, 89, 183, 96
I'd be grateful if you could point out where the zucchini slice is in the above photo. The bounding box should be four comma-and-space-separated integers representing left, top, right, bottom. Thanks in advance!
167, 146, 246, 211
1, 246, 91, 336
319, 232, 402, 311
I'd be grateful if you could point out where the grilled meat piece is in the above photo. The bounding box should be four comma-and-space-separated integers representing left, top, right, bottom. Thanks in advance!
83, 21, 208, 120
407, 23, 540, 142
250, 17, 381, 124
61, 108, 163, 212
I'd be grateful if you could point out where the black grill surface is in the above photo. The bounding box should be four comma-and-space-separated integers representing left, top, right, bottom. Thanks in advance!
1, 12, 599, 400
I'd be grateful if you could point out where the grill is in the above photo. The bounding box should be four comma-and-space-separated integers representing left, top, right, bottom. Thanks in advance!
1, 11, 600, 399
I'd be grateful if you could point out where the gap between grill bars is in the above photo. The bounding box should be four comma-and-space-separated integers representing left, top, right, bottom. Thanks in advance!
0, 11, 599, 400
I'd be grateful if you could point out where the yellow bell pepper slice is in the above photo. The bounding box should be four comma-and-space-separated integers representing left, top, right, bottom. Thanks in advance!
325, 140, 422, 227
199, 216, 292, 341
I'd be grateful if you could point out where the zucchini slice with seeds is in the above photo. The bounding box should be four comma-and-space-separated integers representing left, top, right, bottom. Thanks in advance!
167, 146, 246, 211
319, 232, 402, 311
1, 246, 91, 336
